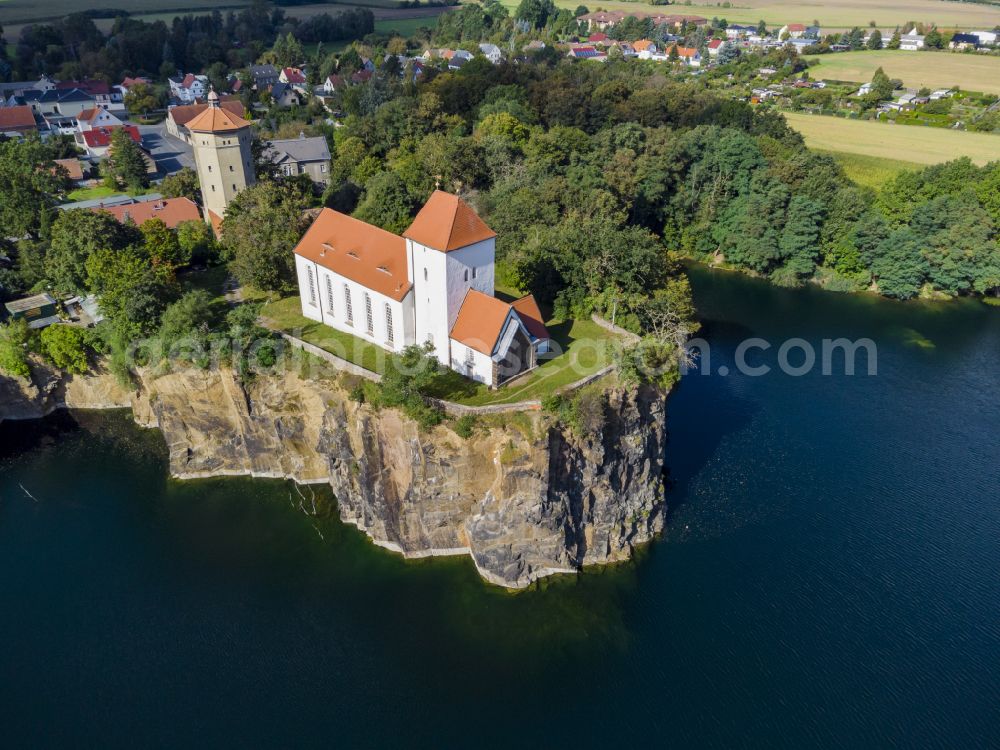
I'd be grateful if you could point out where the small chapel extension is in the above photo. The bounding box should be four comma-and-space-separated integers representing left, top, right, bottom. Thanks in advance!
293, 191, 550, 387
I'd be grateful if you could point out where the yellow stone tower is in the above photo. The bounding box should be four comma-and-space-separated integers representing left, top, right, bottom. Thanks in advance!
187, 89, 255, 231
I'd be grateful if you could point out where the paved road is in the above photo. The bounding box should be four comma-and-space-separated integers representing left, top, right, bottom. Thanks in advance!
138, 122, 195, 175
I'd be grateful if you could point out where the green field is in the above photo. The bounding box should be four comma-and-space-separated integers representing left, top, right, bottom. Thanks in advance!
0, 0, 251, 25
491, 0, 1000, 32
783, 111, 1000, 167
815, 149, 920, 188
810, 50, 1000, 96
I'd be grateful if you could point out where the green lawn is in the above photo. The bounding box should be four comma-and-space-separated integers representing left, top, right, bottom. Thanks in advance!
261, 294, 398, 375
259, 295, 620, 406
66, 185, 152, 202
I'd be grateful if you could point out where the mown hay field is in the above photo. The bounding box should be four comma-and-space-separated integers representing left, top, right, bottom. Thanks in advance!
495, 0, 1000, 31
783, 112, 1000, 169
810, 50, 1000, 96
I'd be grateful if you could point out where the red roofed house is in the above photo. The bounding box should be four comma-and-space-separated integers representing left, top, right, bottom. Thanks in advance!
707, 38, 725, 56
669, 45, 702, 66
588, 32, 609, 45
0, 105, 38, 134
781, 23, 808, 38
76, 124, 142, 156
280, 67, 307, 85
293, 191, 550, 387
92, 197, 202, 229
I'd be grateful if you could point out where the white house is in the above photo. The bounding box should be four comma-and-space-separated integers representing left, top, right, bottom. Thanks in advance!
478, 43, 504, 64
169, 74, 208, 103
76, 107, 124, 132
293, 191, 550, 387
969, 30, 997, 46
899, 30, 925, 50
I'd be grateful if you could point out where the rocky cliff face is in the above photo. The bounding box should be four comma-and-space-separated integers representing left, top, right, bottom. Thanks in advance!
1, 364, 667, 588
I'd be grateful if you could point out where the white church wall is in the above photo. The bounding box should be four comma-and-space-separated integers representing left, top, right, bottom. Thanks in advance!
407, 238, 451, 364
295, 255, 324, 324
295, 255, 412, 355
444, 238, 495, 329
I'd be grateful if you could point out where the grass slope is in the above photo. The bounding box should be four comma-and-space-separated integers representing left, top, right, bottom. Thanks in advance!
810, 50, 1000, 96
815, 149, 920, 189
260, 295, 618, 406
782, 111, 1000, 167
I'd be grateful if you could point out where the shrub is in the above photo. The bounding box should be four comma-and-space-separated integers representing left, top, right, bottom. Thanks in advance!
453, 414, 477, 438
39, 324, 91, 374
0, 319, 31, 378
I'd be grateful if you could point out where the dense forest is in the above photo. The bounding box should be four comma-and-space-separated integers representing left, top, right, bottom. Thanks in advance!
316, 53, 999, 304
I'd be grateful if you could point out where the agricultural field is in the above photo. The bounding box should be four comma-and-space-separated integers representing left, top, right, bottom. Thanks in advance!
810, 50, 1000, 96
493, 0, 1000, 31
783, 111, 1000, 167
0, 0, 251, 25
0, 0, 433, 30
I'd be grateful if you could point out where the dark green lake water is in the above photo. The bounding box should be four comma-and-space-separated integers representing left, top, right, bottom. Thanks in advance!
2, 267, 999, 748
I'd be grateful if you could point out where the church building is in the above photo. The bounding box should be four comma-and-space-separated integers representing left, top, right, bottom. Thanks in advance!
293, 191, 550, 387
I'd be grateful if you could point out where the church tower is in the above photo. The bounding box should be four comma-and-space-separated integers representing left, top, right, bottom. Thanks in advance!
187, 89, 255, 231
402, 191, 497, 365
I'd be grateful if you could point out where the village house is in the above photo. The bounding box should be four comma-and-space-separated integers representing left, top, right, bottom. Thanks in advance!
670, 45, 702, 66
92, 197, 201, 229
76, 107, 124, 133
280, 67, 307, 85
264, 134, 331, 185
478, 43, 504, 64
707, 39, 725, 57
268, 82, 303, 108
53, 158, 88, 186
293, 191, 551, 388
725, 24, 756, 39
633, 39, 660, 59
899, 29, 925, 50
249, 65, 280, 90
0, 104, 38, 136
169, 74, 209, 104
949, 33, 980, 50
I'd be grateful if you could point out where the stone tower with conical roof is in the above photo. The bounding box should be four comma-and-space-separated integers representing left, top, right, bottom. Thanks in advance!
188, 88, 256, 230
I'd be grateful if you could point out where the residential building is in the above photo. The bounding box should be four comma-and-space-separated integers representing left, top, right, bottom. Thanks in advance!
119, 76, 152, 94
293, 191, 550, 387
0, 105, 38, 135
265, 134, 331, 185
169, 74, 209, 104
269, 82, 303, 108
323, 75, 345, 94
189, 89, 256, 231
969, 30, 998, 46
76, 107, 124, 132
949, 33, 980, 50
725, 24, 756, 39
779, 23, 808, 38
478, 43, 504, 64
633, 39, 659, 58
707, 39, 725, 57
568, 45, 605, 60
249, 65, 280, 90
93, 197, 201, 229
669, 45, 702, 66
53, 158, 88, 184
280, 67, 307, 85
899, 30, 925, 50
75, 125, 143, 158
